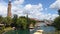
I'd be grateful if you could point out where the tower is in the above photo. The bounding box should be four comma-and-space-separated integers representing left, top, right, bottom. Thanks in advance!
7, 0, 12, 17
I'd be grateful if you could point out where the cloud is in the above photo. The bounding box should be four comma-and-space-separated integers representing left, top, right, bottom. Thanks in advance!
23, 4, 58, 20
24, 3, 43, 10
12, 0, 24, 5
22, 3, 43, 19
24, 3, 43, 14
0, 0, 58, 20
33, 12, 59, 20
0, 1, 7, 17
50, 0, 60, 9
11, 3, 43, 17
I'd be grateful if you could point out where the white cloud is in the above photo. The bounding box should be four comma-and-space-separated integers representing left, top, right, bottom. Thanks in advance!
0, 0, 58, 20
24, 4, 58, 20
50, 0, 60, 9
36, 13, 59, 20
13, 0, 24, 5
0, 1, 7, 17
24, 3, 43, 14
24, 4, 32, 10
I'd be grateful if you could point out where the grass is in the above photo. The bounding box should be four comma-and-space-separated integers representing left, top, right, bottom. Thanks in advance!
0, 27, 14, 34
4, 27, 14, 32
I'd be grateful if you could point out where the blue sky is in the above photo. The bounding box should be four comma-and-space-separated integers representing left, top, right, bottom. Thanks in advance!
24, 0, 57, 14
0, 0, 59, 20
1, 0, 57, 14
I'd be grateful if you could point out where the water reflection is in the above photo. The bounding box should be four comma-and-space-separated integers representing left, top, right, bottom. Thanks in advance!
5, 25, 55, 34
30, 26, 56, 34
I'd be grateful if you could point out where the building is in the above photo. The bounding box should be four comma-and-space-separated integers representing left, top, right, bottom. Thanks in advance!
7, 0, 12, 17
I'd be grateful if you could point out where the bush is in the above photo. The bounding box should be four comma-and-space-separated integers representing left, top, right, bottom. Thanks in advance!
53, 16, 60, 30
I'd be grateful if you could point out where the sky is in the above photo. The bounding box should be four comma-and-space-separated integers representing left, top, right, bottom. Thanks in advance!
0, 0, 60, 20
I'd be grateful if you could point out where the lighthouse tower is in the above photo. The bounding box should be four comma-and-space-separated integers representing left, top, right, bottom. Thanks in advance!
7, 0, 12, 17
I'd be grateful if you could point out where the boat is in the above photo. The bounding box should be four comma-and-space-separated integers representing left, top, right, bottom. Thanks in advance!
34, 30, 43, 34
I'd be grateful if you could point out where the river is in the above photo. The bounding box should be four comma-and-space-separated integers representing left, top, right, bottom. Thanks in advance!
5, 26, 55, 34
5, 22, 56, 34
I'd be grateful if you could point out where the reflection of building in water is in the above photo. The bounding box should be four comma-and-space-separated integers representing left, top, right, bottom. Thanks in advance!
7, 0, 12, 17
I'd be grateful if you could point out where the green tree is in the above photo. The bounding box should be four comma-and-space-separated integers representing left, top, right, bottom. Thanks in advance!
53, 16, 60, 30
58, 9, 60, 15
12, 14, 18, 27
13, 14, 18, 23
3, 17, 12, 26
30, 20, 36, 26
0, 15, 3, 23
17, 16, 27, 29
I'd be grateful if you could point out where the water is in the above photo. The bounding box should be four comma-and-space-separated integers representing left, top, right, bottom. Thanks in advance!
35, 23, 56, 32
5, 29, 30, 34
40, 26, 55, 32
5, 22, 56, 34
5, 26, 55, 34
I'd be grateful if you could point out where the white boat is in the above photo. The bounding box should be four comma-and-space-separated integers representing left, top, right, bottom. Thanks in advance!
34, 30, 43, 34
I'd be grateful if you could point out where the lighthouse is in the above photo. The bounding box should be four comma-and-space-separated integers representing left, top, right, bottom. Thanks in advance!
7, 0, 12, 17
